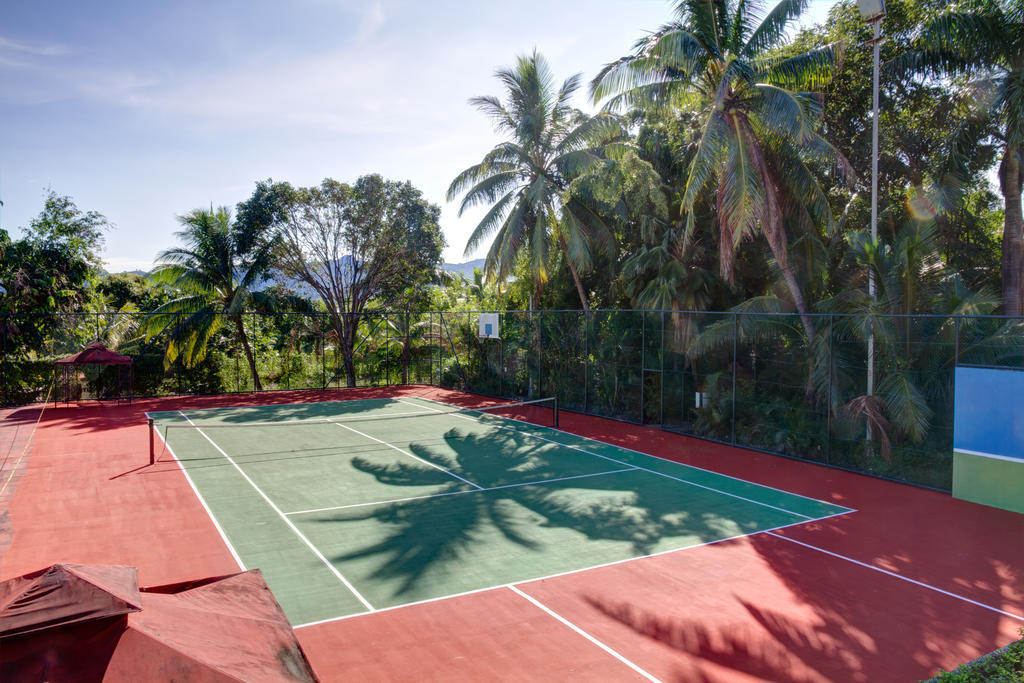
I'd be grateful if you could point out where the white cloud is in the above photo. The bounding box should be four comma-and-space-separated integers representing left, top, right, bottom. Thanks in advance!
0, 35, 71, 57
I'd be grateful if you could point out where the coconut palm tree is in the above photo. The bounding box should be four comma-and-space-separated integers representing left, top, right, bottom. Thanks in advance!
892, 0, 1024, 314
142, 207, 277, 390
448, 51, 623, 310
591, 0, 850, 340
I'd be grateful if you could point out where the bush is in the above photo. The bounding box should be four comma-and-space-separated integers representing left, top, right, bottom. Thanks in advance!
931, 630, 1024, 681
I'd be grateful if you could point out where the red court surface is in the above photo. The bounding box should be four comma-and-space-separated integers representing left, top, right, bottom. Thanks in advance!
2, 386, 1022, 681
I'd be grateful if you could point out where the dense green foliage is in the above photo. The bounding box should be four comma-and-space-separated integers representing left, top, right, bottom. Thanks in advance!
933, 631, 1024, 681
448, 51, 624, 309
141, 206, 279, 390
237, 174, 446, 386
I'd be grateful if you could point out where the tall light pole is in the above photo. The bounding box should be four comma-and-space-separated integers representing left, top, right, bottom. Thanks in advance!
858, 0, 885, 442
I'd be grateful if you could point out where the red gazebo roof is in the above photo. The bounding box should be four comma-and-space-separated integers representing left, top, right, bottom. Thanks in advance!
54, 342, 133, 366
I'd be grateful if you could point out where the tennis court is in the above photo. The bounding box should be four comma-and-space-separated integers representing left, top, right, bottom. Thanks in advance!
148, 396, 853, 626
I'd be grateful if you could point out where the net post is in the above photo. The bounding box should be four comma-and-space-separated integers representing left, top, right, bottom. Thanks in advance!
553, 396, 559, 428
148, 417, 155, 465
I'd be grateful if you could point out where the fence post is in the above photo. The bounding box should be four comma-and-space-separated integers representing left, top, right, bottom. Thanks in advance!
321, 315, 326, 390
584, 311, 590, 413
953, 316, 960, 366
537, 310, 543, 399
826, 314, 833, 465
731, 312, 738, 443
660, 310, 666, 429
1, 315, 6, 406
640, 312, 646, 423
252, 312, 259, 392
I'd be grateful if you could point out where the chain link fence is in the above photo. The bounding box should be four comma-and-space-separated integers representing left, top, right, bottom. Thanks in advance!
4, 309, 1022, 492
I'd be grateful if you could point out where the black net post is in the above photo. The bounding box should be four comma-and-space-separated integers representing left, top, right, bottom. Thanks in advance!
148, 417, 155, 465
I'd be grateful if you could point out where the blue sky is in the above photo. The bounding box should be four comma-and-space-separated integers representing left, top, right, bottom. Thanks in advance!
0, 0, 835, 271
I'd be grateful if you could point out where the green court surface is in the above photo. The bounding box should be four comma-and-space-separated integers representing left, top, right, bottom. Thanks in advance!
148, 397, 853, 626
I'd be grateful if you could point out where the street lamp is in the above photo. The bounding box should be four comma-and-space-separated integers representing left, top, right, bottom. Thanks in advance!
857, 0, 884, 442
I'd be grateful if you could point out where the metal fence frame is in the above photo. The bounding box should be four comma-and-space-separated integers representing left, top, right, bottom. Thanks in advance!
4, 308, 1022, 493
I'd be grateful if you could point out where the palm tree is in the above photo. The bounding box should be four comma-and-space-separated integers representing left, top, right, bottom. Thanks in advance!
142, 207, 277, 390
892, 0, 1024, 315
591, 0, 850, 340
448, 51, 622, 310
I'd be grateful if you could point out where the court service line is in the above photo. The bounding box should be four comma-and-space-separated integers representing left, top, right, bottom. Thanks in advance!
765, 532, 1024, 621
397, 398, 815, 521
178, 411, 376, 612
292, 507, 856, 630
285, 467, 638, 516
508, 585, 661, 682
331, 421, 484, 490
150, 424, 247, 571
403, 396, 855, 513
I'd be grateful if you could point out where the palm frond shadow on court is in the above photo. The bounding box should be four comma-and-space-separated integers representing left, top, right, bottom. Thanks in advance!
311, 428, 736, 597
579, 531, 1009, 682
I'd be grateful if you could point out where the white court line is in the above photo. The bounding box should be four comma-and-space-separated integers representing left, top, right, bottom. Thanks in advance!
152, 409, 445, 428
292, 508, 856, 630
765, 532, 1024, 621
285, 467, 638, 516
331, 421, 484, 490
508, 585, 660, 682
178, 410, 376, 613
145, 396, 399, 419
150, 421, 246, 571
402, 396, 856, 514
397, 398, 815, 521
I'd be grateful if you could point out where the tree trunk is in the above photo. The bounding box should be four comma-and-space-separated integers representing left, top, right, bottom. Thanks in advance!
559, 236, 590, 310
341, 320, 357, 388
234, 315, 262, 392
999, 145, 1023, 316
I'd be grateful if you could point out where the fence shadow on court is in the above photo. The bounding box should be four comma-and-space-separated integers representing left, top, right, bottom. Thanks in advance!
309, 428, 756, 598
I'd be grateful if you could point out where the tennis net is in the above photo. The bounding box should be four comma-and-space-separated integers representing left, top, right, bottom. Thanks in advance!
148, 397, 558, 464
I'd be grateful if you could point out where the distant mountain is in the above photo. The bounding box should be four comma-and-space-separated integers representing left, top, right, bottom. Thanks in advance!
441, 259, 485, 277
102, 269, 149, 277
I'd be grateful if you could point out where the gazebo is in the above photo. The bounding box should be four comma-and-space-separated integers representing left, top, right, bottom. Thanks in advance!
53, 342, 134, 405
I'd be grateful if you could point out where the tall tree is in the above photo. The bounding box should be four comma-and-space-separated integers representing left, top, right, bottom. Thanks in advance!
0, 191, 108, 360
893, 0, 1024, 314
592, 0, 850, 339
448, 51, 622, 310
143, 207, 277, 390
243, 175, 444, 387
